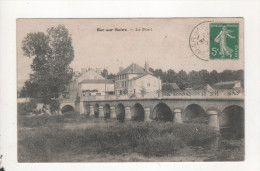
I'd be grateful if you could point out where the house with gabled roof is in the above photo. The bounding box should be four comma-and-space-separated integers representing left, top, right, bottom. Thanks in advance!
127, 73, 162, 97
114, 62, 161, 96
192, 84, 215, 92
162, 83, 181, 91
62, 68, 114, 100
213, 80, 242, 90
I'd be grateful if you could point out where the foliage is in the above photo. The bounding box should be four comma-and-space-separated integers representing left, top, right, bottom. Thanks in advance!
150, 68, 244, 89
206, 139, 244, 161
19, 80, 40, 98
21, 25, 74, 103
18, 121, 218, 162
101, 68, 116, 80
18, 115, 64, 128
17, 100, 38, 115
49, 100, 60, 112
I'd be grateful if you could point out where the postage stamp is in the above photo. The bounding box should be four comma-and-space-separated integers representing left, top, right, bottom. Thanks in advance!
209, 23, 239, 59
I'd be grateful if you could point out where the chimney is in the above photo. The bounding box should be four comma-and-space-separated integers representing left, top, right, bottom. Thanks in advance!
144, 61, 149, 73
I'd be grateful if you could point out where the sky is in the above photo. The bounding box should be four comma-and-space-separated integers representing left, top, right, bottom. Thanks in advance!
17, 18, 244, 89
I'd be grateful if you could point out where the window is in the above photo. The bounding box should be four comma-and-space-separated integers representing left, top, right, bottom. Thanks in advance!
147, 82, 150, 87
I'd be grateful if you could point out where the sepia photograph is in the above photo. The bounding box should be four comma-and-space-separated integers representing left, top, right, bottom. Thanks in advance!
16, 18, 244, 162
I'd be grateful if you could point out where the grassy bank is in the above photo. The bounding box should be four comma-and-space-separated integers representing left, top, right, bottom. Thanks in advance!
18, 121, 218, 162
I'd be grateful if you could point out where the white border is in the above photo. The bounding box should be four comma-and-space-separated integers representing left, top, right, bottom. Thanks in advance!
0, 0, 260, 171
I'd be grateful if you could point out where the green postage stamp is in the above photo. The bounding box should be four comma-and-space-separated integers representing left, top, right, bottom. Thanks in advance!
209, 23, 239, 59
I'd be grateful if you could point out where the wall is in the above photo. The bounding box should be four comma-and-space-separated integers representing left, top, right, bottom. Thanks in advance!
128, 75, 161, 95
80, 83, 114, 93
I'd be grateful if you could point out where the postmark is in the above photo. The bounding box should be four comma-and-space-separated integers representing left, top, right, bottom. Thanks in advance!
209, 23, 239, 59
189, 21, 211, 61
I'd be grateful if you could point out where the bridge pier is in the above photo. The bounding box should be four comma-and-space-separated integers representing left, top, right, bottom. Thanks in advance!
90, 105, 94, 117
79, 101, 84, 114
173, 109, 182, 124
207, 110, 219, 131
110, 106, 116, 119
99, 106, 104, 118
125, 107, 132, 120
144, 108, 151, 121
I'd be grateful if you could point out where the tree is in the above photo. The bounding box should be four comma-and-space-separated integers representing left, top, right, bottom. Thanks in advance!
19, 80, 40, 98
101, 69, 108, 78
22, 25, 74, 105
198, 70, 210, 85
176, 70, 188, 89
166, 69, 176, 83
219, 70, 234, 82
101, 69, 116, 80
209, 70, 219, 85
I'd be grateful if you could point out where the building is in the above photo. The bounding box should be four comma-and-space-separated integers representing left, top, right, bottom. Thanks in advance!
128, 74, 162, 97
62, 68, 114, 100
115, 62, 161, 96
192, 84, 215, 92
79, 79, 114, 96
115, 62, 151, 95
162, 83, 181, 91
213, 81, 242, 90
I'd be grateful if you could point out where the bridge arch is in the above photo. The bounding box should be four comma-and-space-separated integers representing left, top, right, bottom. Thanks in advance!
152, 103, 173, 121
61, 105, 74, 114
116, 103, 125, 122
132, 103, 145, 121
183, 104, 207, 124
104, 104, 111, 119
94, 104, 99, 117
220, 105, 244, 138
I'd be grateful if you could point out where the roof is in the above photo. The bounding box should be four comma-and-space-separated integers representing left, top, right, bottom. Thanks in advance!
192, 84, 215, 91
162, 83, 180, 90
117, 63, 152, 75
128, 73, 157, 81
214, 80, 240, 85
213, 81, 240, 90
79, 79, 114, 84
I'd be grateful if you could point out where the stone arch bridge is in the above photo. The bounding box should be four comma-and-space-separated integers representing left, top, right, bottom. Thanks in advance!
59, 97, 244, 131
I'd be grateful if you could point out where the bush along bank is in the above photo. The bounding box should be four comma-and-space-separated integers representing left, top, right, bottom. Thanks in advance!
18, 122, 218, 162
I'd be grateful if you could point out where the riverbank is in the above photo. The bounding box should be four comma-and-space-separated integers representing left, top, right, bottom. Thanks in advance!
17, 116, 244, 162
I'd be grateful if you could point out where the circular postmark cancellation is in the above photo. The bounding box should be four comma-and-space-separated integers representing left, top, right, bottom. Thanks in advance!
189, 21, 211, 61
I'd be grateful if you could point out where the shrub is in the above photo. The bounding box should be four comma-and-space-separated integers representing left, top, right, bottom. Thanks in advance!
18, 115, 64, 128
137, 134, 181, 157
18, 121, 219, 162
18, 100, 38, 115
63, 111, 80, 118
49, 100, 60, 112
